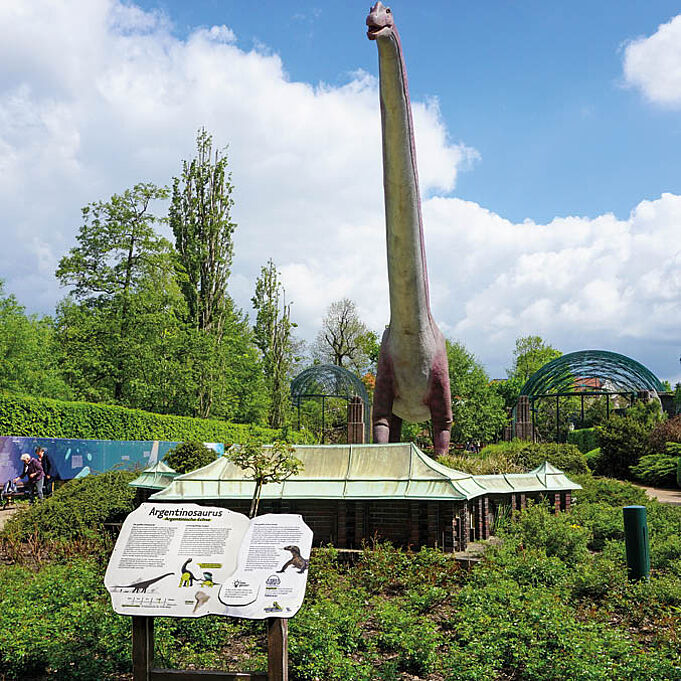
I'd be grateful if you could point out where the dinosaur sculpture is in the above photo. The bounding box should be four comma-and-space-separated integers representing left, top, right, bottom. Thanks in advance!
367, 2, 452, 455
114, 572, 174, 593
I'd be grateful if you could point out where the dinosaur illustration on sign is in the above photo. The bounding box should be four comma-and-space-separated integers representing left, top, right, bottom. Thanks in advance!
114, 572, 174, 593
367, 2, 452, 455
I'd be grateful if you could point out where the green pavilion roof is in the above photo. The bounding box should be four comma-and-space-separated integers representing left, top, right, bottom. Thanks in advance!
148, 444, 580, 502
129, 460, 179, 490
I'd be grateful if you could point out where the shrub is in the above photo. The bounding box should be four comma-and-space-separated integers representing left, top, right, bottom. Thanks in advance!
567, 427, 598, 453
439, 452, 525, 475
569, 545, 625, 599
626, 399, 665, 429
648, 415, 681, 453
595, 415, 652, 478
514, 442, 589, 474
163, 441, 218, 473
570, 473, 648, 507
505, 502, 590, 563
1, 469, 136, 545
584, 446, 601, 468
630, 453, 679, 487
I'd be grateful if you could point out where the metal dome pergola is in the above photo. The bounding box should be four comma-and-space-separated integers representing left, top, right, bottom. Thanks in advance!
290, 364, 371, 443
517, 350, 664, 440
520, 350, 664, 399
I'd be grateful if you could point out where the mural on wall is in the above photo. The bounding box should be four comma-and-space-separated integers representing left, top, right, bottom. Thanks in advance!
0, 437, 224, 484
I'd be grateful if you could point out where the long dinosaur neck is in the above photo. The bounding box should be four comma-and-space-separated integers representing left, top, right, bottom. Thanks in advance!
376, 28, 431, 333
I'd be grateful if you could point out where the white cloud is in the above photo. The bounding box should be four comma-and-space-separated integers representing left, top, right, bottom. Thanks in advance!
0, 0, 680, 384
0, 0, 468, 325
424, 193, 681, 379
623, 14, 681, 107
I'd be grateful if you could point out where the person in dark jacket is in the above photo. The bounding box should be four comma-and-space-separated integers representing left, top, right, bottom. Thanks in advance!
15, 453, 44, 503
35, 447, 55, 497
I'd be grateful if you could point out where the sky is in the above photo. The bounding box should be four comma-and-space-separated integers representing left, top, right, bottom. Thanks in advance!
2, 0, 681, 381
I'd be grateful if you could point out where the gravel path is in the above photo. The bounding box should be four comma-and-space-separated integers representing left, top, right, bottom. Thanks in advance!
0, 507, 19, 532
636, 485, 681, 506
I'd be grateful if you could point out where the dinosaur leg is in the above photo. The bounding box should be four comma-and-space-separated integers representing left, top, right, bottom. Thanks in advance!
389, 414, 403, 442
373, 338, 396, 444
428, 361, 453, 457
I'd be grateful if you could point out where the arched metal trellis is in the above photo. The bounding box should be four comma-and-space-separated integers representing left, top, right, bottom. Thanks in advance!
516, 350, 664, 441
290, 364, 371, 443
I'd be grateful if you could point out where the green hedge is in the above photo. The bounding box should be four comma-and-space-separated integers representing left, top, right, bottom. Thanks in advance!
567, 427, 599, 454
0, 391, 287, 443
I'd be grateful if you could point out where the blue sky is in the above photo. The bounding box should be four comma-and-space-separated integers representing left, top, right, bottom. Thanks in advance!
137, 0, 681, 222
2, 0, 681, 380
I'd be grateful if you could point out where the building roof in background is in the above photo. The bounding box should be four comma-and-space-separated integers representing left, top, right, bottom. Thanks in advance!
148, 444, 581, 502
129, 460, 179, 490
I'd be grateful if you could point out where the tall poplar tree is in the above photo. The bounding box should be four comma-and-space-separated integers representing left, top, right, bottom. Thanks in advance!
252, 259, 296, 428
170, 128, 235, 339
170, 129, 243, 419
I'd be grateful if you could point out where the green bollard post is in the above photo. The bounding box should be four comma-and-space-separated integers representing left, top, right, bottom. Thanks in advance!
623, 505, 650, 581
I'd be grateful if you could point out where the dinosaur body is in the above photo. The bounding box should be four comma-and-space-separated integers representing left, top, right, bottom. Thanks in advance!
277, 545, 309, 574
179, 558, 200, 587
115, 572, 173, 593
367, 3, 452, 455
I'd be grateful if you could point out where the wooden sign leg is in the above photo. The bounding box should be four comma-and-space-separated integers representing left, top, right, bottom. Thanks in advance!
267, 618, 288, 681
132, 615, 154, 681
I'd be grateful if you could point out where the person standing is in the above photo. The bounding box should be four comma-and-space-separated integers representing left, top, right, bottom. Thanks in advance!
35, 447, 55, 497
15, 453, 44, 503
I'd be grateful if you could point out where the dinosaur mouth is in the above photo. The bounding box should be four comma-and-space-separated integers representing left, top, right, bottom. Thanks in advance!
367, 25, 390, 39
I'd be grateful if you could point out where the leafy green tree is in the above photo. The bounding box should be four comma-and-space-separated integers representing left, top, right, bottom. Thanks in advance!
55, 182, 170, 402
673, 382, 681, 415
180, 301, 269, 424
114, 272, 193, 415
358, 330, 381, 375
0, 281, 70, 399
447, 340, 507, 444
228, 439, 302, 517
496, 335, 562, 409
511, 335, 562, 384
252, 259, 298, 428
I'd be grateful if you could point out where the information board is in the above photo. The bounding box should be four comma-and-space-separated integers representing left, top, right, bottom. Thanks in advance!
105, 503, 313, 619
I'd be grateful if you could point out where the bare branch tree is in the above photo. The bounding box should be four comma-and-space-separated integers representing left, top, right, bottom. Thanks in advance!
312, 298, 372, 373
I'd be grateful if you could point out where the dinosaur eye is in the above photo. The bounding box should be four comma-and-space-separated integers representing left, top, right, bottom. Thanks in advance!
386, 8, 391, 12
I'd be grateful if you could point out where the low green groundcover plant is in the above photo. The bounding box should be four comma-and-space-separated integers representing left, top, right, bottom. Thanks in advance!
0, 473, 680, 679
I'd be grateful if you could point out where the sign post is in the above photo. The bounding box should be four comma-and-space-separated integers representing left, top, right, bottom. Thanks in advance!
106, 503, 312, 681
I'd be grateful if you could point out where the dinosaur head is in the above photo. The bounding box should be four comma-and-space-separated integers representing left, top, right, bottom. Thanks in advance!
366, 2, 394, 41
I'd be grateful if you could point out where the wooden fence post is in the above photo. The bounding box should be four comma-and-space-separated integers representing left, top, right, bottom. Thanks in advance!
267, 619, 288, 681
132, 616, 153, 681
